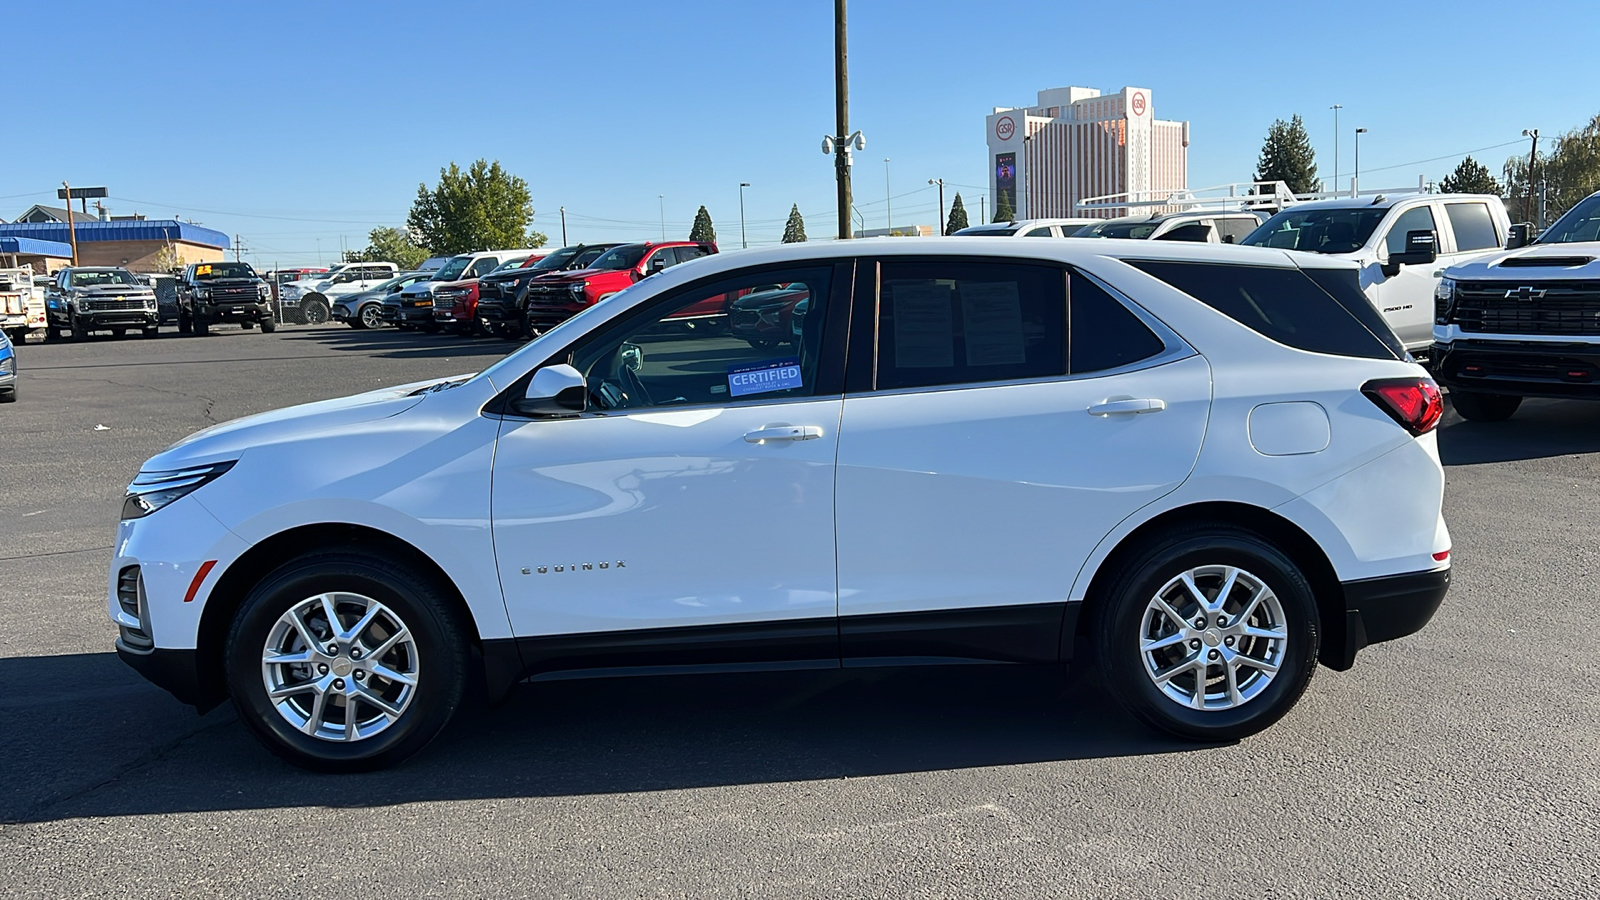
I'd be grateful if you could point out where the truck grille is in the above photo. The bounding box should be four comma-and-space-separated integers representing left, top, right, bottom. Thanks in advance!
1451, 281, 1600, 337
116, 565, 154, 653
83, 298, 152, 312
209, 285, 259, 302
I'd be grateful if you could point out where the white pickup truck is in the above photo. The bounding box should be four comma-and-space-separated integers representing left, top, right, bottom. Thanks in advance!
1243, 193, 1511, 355
0, 268, 46, 344
278, 262, 398, 325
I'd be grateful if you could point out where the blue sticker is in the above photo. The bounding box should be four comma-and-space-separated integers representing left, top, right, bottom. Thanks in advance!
728, 357, 802, 397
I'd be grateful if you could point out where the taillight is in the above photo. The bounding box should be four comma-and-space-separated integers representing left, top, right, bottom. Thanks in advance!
1362, 377, 1443, 436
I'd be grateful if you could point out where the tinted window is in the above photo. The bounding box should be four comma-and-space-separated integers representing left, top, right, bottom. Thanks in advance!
466, 259, 497, 278
1216, 217, 1259, 244
1302, 267, 1406, 359
1444, 202, 1500, 252
1243, 207, 1387, 254
192, 262, 258, 280
569, 266, 835, 410
1078, 220, 1159, 240
1155, 222, 1214, 242
1537, 192, 1600, 244
875, 261, 1064, 390
1128, 260, 1400, 360
1385, 206, 1437, 256
1024, 227, 1054, 237
591, 245, 647, 271
1069, 271, 1165, 373
678, 246, 710, 262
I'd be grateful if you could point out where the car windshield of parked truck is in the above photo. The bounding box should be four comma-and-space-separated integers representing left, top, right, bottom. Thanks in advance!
432, 257, 471, 281
1074, 220, 1160, 240
1242, 207, 1388, 254
1535, 194, 1600, 244
193, 262, 258, 280
69, 269, 140, 287
590, 245, 647, 271
526, 247, 582, 271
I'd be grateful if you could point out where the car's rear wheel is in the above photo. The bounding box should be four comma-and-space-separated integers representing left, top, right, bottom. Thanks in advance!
194, 315, 210, 336
301, 298, 331, 326
1450, 390, 1521, 422
225, 552, 468, 772
1092, 525, 1318, 742
261, 316, 277, 333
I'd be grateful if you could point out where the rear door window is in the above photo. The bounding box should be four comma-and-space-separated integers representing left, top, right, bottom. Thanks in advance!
1128, 260, 1401, 360
1444, 202, 1500, 252
1068, 271, 1166, 373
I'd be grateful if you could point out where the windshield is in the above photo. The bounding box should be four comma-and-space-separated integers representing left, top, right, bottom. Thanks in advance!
588, 245, 647, 271
432, 257, 471, 280
1074, 220, 1159, 240
1242, 207, 1388, 254
528, 247, 583, 271
1536, 193, 1600, 244
957, 225, 1019, 236
70, 269, 140, 287
193, 262, 258, 280
572, 246, 611, 268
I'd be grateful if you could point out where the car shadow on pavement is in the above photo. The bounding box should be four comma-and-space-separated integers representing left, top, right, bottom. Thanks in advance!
0, 649, 1189, 825
276, 326, 521, 361
1438, 396, 1600, 466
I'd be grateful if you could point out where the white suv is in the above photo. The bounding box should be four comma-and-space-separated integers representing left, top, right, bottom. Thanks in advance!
954, 217, 1101, 237
280, 262, 399, 325
111, 239, 1451, 771
1243, 193, 1510, 355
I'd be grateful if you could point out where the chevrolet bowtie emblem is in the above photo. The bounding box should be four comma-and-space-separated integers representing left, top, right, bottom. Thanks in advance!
1505, 286, 1546, 300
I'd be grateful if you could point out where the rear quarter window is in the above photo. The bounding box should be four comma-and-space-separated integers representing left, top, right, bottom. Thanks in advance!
1127, 260, 1402, 361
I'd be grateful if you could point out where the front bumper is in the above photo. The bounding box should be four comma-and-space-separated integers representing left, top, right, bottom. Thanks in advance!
79, 309, 159, 327
1322, 567, 1450, 670
199, 301, 272, 321
0, 370, 15, 393
1432, 339, 1600, 399
116, 644, 217, 710
476, 300, 518, 323
388, 305, 435, 324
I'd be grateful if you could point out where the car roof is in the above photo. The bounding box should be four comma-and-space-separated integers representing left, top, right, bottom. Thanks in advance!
1277, 192, 1503, 213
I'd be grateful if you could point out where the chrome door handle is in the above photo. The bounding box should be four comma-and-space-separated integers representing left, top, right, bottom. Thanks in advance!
1087, 398, 1167, 416
744, 425, 823, 443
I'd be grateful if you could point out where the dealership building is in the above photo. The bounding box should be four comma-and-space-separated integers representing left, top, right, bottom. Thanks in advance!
0, 214, 228, 272
986, 86, 1189, 220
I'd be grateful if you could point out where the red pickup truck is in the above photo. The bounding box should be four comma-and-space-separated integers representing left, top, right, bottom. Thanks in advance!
431, 252, 542, 334
520, 241, 717, 333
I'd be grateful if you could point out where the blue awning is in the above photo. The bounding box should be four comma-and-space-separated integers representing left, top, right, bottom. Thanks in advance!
0, 220, 230, 250
0, 236, 75, 258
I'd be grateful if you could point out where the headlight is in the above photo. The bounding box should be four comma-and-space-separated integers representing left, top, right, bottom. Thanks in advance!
0, 356, 14, 375
568, 283, 585, 295
282, 286, 302, 299
258, 285, 271, 300
194, 287, 211, 300
1434, 278, 1457, 323
122, 461, 236, 520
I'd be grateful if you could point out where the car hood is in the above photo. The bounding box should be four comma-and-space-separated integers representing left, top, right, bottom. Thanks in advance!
533, 267, 625, 284
143, 374, 474, 470
1444, 241, 1600, 280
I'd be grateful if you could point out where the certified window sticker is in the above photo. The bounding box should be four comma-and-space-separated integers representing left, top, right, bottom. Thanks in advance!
728, 357, 802, 398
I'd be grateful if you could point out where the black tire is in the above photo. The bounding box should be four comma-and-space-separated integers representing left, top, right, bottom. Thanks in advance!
194, 315, 210, 336
224, 551, 469, 772
0, 385, 14, 403
45, 322, 60, 341
69, 316, 88, 341
302, 297, 331, 326
358, 304, 384, 330
241, 320, 255, 330
420, 322, 440, 334
1450, 390, 1521, 423
261, 317, 277, 333
177, 308, 193, 335
143, 325, 159, 338
9, 329, 25, 346
1091, 524, 1319, 743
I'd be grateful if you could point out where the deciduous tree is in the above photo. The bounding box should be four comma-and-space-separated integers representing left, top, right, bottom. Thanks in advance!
407, 159, 546, 255
1504, 112, 1600, 223
345, 226, 430, 270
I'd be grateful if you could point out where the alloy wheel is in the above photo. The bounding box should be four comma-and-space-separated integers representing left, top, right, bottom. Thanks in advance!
260, 592, 420, 742
1139, 564, 1287, 711
359, 305, 383, 329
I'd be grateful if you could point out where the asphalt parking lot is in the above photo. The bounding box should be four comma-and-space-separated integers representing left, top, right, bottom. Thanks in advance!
2, 325, 1598, 898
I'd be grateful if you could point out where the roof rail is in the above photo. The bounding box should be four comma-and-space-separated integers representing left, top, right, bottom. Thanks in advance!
1074, 181, 1305, 215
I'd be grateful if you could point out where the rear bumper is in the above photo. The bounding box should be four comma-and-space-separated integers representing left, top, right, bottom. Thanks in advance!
1322, 567, 1450, 670
1432, 339, 1600, 399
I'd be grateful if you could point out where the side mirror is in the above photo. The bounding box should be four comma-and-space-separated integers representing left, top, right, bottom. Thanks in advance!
646, 256, 667, 277
1507, 222, 1533, 250
512, 363, 586, 417
1383, 229, 1437, 276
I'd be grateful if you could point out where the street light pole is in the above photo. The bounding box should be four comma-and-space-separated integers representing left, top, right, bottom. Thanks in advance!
1354, 128, 1368, 197
559, 206, 567, 245
833, 0, 851, 239
658, 195, 665, 241
1329, 104, 1342, 194
61, 181, 79, 265
929, 178, 945, 234
739, 182, 751, 249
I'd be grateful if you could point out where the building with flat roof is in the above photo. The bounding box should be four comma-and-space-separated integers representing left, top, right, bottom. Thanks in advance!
0, 218, 229, 271
986, 86, 1189, 220
0, 236, 75, 274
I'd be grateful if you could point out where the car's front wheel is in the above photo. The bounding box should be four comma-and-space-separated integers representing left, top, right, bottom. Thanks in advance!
1450, 390, 1521, 422
358, 304, 384, 330
1093, 525, 1318, 742
301, 297, 331, 326
225, 552, 469, 772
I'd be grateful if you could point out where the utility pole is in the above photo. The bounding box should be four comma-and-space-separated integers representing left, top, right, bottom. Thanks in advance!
61, 182, 80, 265
658, 195, 665, 241
560, 206, 567, 245
833, 0, 851, 239
929, 178, 945, 234
980, 195, 986, 225
1521, 129, 1540, 224
233, 234, 247, 262
739, 182, 751, 249
1329, 104, 1342, 194
883, 158, 891, 232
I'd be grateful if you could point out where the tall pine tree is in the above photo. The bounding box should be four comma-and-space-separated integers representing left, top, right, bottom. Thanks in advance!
1253, 114, 1320, 195
946, 193, 970, 234
993, 190, 1015, 223
1440, 155, 1500, 195
781, 204, 807, 242
689, 205, 716, 243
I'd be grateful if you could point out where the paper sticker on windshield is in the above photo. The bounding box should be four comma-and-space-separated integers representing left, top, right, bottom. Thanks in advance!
728, 357, 802, 398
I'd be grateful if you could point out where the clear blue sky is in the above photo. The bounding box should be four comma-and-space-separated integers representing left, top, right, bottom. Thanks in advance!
7, 0, 1596, 266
